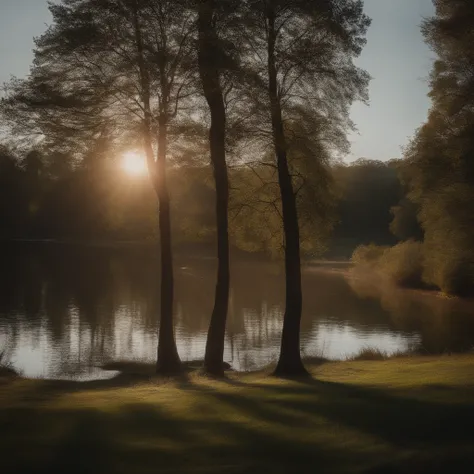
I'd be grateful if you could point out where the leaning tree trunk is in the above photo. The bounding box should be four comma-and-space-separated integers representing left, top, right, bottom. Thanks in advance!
198, 0, 230, 377
155, 118, 182, 374
267, 7, 308, 377
132, 3, 181, 375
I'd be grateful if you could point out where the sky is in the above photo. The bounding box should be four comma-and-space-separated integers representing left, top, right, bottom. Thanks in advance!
348, 0, 436, 161
0, 0, 436, 161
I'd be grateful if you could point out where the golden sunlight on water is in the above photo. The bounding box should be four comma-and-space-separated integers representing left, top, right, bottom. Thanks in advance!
1, 247, 474, 380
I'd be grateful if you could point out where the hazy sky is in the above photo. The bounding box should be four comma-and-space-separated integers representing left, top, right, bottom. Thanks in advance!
0, 0, 436, 161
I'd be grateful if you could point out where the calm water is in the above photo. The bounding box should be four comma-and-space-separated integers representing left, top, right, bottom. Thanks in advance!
1, 244, 474, 380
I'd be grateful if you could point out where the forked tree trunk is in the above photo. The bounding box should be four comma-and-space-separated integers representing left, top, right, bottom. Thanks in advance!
266, 7, 308, 377
198, 0, 230, 377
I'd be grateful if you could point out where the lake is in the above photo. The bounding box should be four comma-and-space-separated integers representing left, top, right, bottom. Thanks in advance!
1, 244, 474, 380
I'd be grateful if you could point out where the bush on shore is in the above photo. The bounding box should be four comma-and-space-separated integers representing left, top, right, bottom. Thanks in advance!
422, 243, 474, 297
351, 243, 388, 267
351, 240, 474, 297
352, 240, 425, 288
348, 346, 422, 361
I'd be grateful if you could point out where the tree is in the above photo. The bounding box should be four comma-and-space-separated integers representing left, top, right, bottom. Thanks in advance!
401, 0, 474, 296
130, 0, 185, 374
1, 0, 198, 372
245, 0, 370, 375
0, 146, 24, 238
197, 0, 236, 376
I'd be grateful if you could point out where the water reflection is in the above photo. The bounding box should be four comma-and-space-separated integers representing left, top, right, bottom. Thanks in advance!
1, 244, 473, 379
348, 275, 474, 355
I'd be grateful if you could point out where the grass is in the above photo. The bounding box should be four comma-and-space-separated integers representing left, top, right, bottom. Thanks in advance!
1, 356, 474, 473
349, 347, 391, 361
348, 346, 423, 361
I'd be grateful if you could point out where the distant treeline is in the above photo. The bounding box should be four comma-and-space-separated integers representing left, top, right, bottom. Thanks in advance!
0, 146, 417, 255
0, 146, 213, 244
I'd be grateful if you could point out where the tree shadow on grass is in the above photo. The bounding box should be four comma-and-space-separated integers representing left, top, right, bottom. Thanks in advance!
217, 376, 474, 473
3, 371, 474, 474
221, 376, 474, 445
0, 394, 372, 474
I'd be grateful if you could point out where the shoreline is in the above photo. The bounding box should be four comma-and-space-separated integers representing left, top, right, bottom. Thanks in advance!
3, 351, 473, 384
310, 262, 474, 304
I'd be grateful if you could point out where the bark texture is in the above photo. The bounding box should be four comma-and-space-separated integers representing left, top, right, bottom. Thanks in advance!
266, 6, 308, 376
198, 0, 230, 377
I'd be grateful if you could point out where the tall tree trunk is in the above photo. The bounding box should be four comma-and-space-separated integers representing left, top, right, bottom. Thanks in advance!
132, 2, 181, 374
155, 118, 182, 374
266, 7, 308, 377
198, 0, 230, 377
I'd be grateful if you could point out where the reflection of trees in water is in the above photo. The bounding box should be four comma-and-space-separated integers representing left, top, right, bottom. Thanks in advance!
2, 246, 474, 377
0, 248, 293, 374
302, 270, 407, 331
0, 326, 15, 366
348, 276, 474, 354
174, 259, 287, 368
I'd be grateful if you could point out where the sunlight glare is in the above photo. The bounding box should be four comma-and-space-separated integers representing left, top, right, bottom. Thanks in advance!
121, 151, 148, 176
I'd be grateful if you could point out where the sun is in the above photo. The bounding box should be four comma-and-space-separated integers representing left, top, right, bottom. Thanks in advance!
121, 151, 148, 176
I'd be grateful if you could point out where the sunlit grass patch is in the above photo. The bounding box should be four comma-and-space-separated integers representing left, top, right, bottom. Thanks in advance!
1, 357, 474, 473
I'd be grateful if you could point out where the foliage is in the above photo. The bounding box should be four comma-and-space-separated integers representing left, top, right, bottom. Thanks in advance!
1, 0, 198, 154
2, 145, 428, 258
0, 0, 361, 265
332, 159, 404, 252
242, 0, 371, 140
352, 240, 425, 289
390, 197, 423, 242
0, 144, 225, 243
239, 0, 371, 249
351, 243, 388, 267
351, 0, 474, 297
378, 240, 425, 288
229, 153, 337, 259
349, 347, 389, 361
396, 0, 474, 296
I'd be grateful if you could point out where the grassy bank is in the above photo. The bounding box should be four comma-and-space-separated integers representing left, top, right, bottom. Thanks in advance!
1, 357, 474, 473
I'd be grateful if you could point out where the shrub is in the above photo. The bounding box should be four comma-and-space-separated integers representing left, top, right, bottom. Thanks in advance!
424, 254, 474, 297
352, 238, 474, 297
350, 345, 424, 361
417, 185, 474, 297
351, 241, 424, 288
351, 243, 388, 267
350, 347, 388, 361
378, 240, 424, 288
